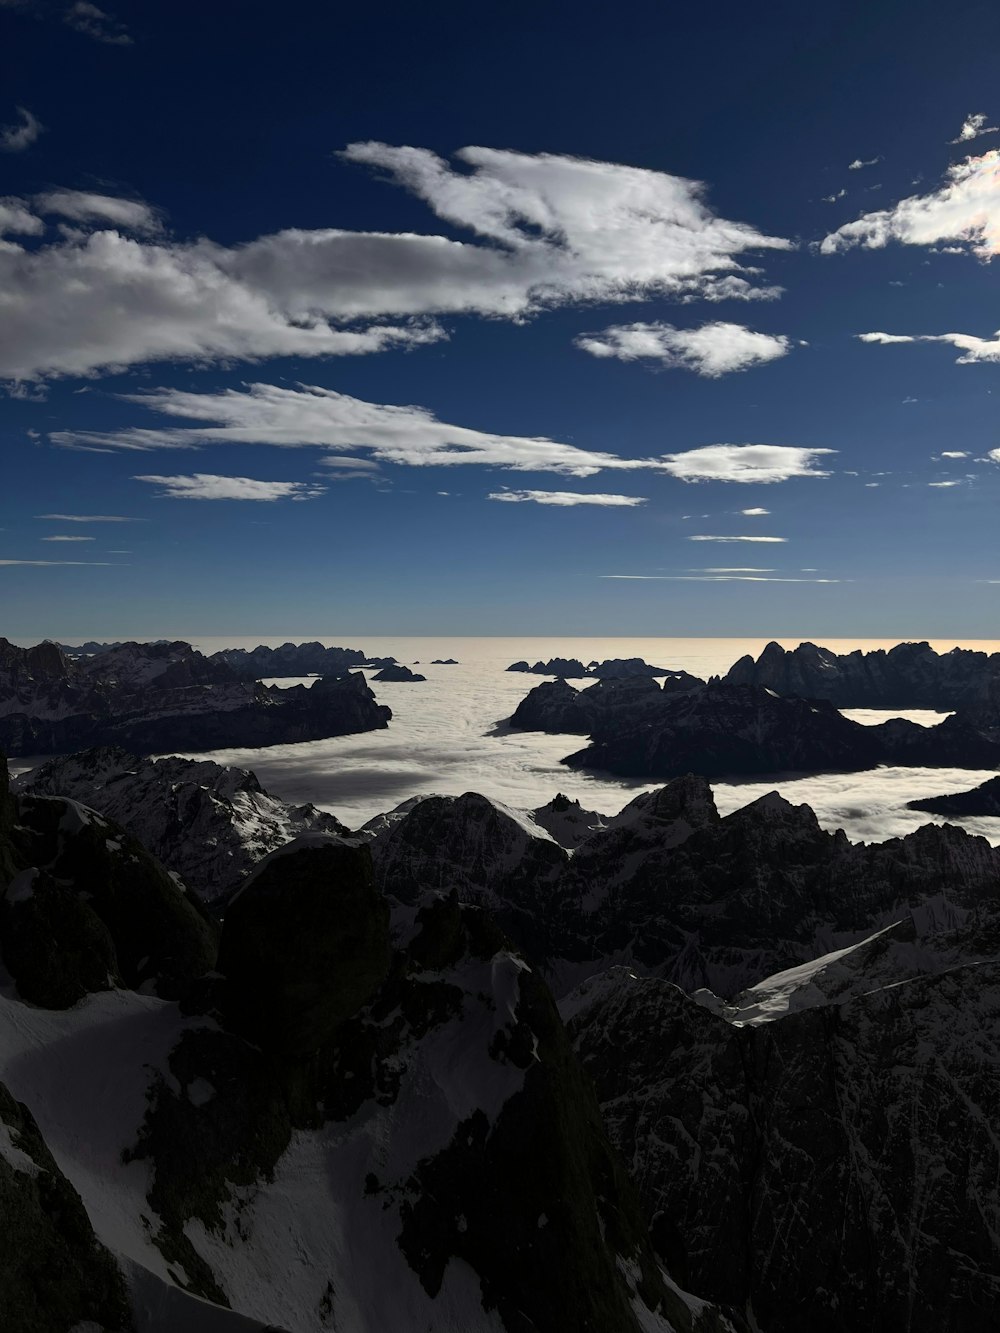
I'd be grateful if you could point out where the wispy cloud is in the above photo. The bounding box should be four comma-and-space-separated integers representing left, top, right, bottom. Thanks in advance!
939, 451, 969, 459
823, 151, 1000, 257
574, 320, 794, 376
0, 143, 789, 381
0, 106, 44, 153
487, 489, 646, 507
0, 198, 43, 237
928, 479, 963, 487
64, 2, 131, 44
740, 506, 770, 515
822, 188, 847, 203
848, 156, 882, 170
662, 443, 833, 483
0, 559, 116, 566
34, 189, 161, 234
687, 534, 788, 543
950, 112, 999, 144
602, 573, 834, 582
41, 534, 95, 541
131, 473, 327, 501
857, 328, 1000, 364
35, 512, 142, 521
52, 382, 677, 478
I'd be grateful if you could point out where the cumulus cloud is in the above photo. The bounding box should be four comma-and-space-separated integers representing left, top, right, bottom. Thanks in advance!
131, 473, 327, 501
687, 534, 788, 543
740, 506, 770, 515
0, 197, 43, 237
857, 328, 1000, 363
950, 113, 998, 144
34, 189, 162, 234
848, 156, 882, 170
822, 151, 1000, 257
35, 512, 141, 521
41, 534, 95, 541
574, 320, 795, 376
662, 443, 833, 483
50, 381, 676, 477
0, 143, 790, 381
939, 451, 969, 458
488, 489, 646, 507
64, 2, 131, 44
0, 106, 43, 153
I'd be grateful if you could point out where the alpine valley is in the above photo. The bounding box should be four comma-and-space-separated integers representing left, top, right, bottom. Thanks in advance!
2, 636, 1000, 1331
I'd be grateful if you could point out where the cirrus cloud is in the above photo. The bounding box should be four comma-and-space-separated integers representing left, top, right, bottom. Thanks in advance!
131, 473, 327, 502
488, 489, 646, 507
687, 534, 788, 543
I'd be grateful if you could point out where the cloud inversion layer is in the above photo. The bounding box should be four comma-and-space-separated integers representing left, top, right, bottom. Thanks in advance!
574, 321, 793, 376
0, 144, 790, 380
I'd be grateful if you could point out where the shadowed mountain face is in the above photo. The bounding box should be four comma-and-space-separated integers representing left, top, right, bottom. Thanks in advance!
510, 677, 1000, 778
724, 638, 1000, 709
0, 638, 391, 756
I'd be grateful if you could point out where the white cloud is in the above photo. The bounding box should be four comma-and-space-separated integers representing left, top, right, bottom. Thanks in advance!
315, 455, 381, 472
51, 382, 675, 477
740, 506, 770, 515
939, 451, 969, 458
0, 558, 115, 566
131, 473, 327, 501
696, 566, 776, 572
34, 189, 161, 234
64, 2, 131, 44
950, 113, 999, 144
35, 512, 141, 521
0, 106, 43, 153
848, 156, 882, 170
602, 573, 834, 582
822, 151, 1000, 257
0, 144, 790, 381
822, 188, 847, 203
488, 489, 646, 507
574, 320, 794, 377
0, 197, 43, 237
687, 534, 788, 543
928, 480, 963, 487
858, 328, 1000, 363
662, 443, 833, 483
41, 534, 95, 541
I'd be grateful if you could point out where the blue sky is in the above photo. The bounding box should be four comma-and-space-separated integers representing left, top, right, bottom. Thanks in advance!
3, 0, 1000, 638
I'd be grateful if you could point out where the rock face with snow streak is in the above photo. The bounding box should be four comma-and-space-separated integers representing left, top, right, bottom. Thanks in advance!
568, 960, 1000, 1333
0, 754, 733, 1333
15, 747, 348, 903
724, 637, 1000, 708
0, 637, 391, 756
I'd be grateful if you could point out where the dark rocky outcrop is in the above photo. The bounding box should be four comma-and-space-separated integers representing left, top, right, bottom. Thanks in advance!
531, 792, 606, 847
430, 658, 459, 664
372, 663, 427, 682
15, 747, 348, 903
0, 637, 391, 756
569, 962, 1000, 1333
551, 680, 1000, 780
210, 640, 367, 679
724, 638, 1000, 709
908, 773, 1000, 816
0, 1081, 133, 1333
511, 673, 680, 735
506, 656, 695, 681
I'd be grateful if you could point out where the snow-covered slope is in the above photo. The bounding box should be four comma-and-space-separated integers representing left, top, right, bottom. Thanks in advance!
15, 747, 348, 902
